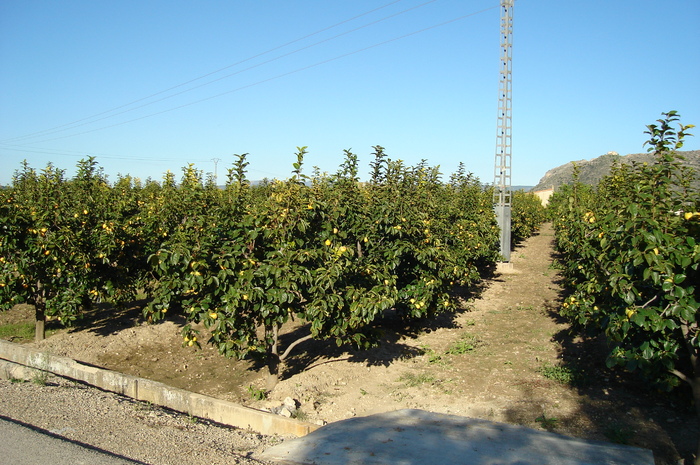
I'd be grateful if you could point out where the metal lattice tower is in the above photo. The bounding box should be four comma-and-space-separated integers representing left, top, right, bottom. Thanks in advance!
493, 0, 513, 262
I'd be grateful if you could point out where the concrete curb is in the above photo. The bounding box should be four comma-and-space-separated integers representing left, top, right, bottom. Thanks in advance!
0, 340, 318, 438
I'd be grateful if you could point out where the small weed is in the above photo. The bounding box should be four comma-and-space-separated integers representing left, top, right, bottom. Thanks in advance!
445, 334, 482, 355
463, 319, 476, 326
186, 414, 199, 424
420, 345, 447, 365
398, 372, 436, 387
538, 362, 581, 386
504, 360, 513, 365
247, 385, 268, 401
359, 388, 367, 396
30, 352, 51, 386
535, 412, 558, 430
32, 373, 49, 385
292, 410, 309, 421
133, 400, 155, 412
604, 424, 633, 445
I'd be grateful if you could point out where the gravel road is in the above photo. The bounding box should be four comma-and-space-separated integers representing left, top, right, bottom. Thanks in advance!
0, 375, 279, 465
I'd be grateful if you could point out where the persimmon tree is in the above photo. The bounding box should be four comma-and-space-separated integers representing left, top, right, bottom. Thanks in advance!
551, 112, 700, 463
0, 157, 146, 340
0, 147, 544, 389
511, 190, 547, 245
145, 148, 509, 389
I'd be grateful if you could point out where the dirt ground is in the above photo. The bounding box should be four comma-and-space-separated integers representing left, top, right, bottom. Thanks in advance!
2, 224, 697, 464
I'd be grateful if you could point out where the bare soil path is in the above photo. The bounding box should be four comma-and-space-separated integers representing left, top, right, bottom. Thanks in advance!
2, 224, 698, 464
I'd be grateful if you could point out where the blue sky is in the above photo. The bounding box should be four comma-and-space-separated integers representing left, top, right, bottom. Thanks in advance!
1, 0, 699, 187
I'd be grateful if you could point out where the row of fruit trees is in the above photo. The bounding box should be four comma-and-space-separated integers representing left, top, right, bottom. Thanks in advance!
548, 112, 700, 453
0, 146, 545, 387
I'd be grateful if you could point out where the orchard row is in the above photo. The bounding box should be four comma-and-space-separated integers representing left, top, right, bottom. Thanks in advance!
549, 112, 700, 401
0, 147, 545, 385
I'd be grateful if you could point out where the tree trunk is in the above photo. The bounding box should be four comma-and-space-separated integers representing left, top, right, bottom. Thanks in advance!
34, 282, 46, 342
34, 305, 45, 342
265, 324, 281, 391
266, 352, 281, 391
692, 377, 700, 465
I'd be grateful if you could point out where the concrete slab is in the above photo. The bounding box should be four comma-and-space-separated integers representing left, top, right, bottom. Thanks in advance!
259, 409, 654, 465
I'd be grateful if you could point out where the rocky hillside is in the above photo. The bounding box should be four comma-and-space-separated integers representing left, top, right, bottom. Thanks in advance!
532, 150, 700, 192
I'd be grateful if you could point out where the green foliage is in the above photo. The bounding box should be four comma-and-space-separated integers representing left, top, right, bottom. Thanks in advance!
535, 412, 558, 430
1, 146, 546, 387
604, 424, 633, 445
550, 111, 699, 393
247, 385, 268, 401
0, 158, 151, 339
398, 372, 436, 387
511, 190, 547, 244
445, 333, 482, 355
143, 149, 503, 386
0, 322, 35, 340
538, 362, 580, 385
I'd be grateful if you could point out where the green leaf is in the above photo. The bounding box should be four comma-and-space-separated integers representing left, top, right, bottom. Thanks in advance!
673, 286, 686, 299
679, 304, 695, 322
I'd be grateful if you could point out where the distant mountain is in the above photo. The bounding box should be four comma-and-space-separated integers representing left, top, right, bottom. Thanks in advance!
532, 150, 700, 193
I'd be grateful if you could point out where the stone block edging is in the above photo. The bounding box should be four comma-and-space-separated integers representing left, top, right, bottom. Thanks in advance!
0, 339, 318, 437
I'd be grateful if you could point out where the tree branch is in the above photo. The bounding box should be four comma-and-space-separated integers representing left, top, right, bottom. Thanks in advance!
280, 334, 314, 362
636, 294, 658, 309
670, 368, 691, 386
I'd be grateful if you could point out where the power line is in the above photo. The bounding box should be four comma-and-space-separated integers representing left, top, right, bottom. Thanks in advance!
9, 3, 499, 147
0, 143, 209, 163
0, 0, 415, 145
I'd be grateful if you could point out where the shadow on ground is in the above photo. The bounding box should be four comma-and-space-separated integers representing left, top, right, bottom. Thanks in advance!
496, 290, 699, 465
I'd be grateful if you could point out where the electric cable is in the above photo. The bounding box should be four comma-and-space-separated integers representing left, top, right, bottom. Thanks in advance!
0, 0, 413, 144
11, 4, 498, 147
